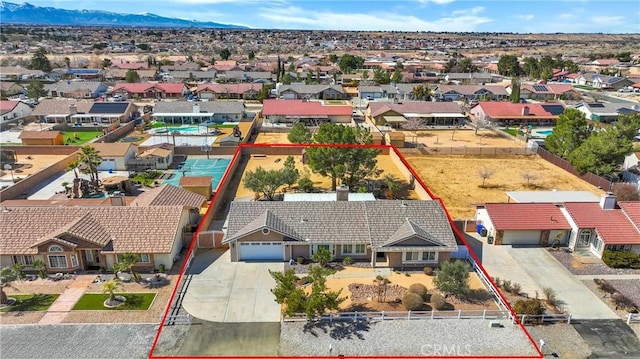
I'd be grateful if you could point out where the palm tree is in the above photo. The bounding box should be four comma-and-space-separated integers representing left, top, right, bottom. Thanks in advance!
78, 146, 102, 188
115, 253, 141, 283
67, 160, 81, 179
0, 264, 23, 305
32, 260, 47, 279
101, 279, 123, 305
384, 175, 400, 199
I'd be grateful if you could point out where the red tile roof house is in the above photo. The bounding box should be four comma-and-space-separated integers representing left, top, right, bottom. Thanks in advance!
475, 194, 640, 259
195, 83, 262, 100
367, 101, 466, 128
112, 83, 189, 100
519, 84, 581, 101
0, 185, 206, 273
469, 102, 564, 127
261, 99, 352, 126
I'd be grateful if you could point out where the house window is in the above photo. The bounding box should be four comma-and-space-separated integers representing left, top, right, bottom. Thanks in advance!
139, 254, 151, 263
342, 244, 365, 255
594, 238, 604, 252
23, 255, 34, 266
48, 255, 67, 269
422, 252, 437, 261
404, 252, 420, 261
608, 245, 630, 252
578, 230, 591, 247
71, 254, 79, 267
49, 245, 64, 252
404, 251, 438, 263
355, 244, 366, 254
342, 244, 353, 254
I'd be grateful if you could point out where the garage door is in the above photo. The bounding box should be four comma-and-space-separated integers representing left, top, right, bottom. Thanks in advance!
502, 230, 541, 245
97, 159, 116, 171
239, 242, 283, 261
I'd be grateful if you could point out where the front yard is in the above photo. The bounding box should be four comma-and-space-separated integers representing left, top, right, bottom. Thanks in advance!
72, 293, 156, 311
0, 294, 59, 312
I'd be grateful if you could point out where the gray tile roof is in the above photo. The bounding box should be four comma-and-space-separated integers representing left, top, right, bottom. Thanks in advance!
153, 101, 244, 114
278, 84, 345, 95
383, 219, 446, 247
223, 200, 457, 251
31, 99, 94, 116
44, 81, 105, 93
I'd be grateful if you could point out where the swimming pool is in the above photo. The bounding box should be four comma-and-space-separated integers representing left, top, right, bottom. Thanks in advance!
163, 158, 231, 191
149, 126, 205, 134
530, 129, 554, 138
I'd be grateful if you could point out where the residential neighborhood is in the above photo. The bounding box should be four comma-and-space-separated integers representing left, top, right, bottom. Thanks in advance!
1, 6, 640, 359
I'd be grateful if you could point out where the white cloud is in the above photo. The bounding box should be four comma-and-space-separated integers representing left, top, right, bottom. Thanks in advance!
416, 0, 456, 4
591, 15, 625, 24
452, 6, 484, 16
258, 6, 492, 32
558, 13, 576, 19
515, 14, 535, 21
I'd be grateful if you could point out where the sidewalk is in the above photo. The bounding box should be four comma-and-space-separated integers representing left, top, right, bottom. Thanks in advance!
574, 274, 640, 280
38, 275, 95, 325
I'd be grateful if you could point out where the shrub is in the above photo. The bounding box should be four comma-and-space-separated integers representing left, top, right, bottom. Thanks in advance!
297, 177, 313, 193
433, 260, 470, 296
423, 267, 434, 276
513, 299, 545, 316
158, 264, 166, 274
311, 248, 331, 267
542, 287, 558, 306
430, 293, 447, 310
597, 279, 616, 294
299, 276, 312, 285
502, 280, 512, 293
511, 282, 522, 295
402, 292, 424, 311
610, 292, 638, 312
296, 256, 305, 265
602, 250, 640, 269
342, 257, 354, 266
493, 277, 501, 287
409, 283, 428, 300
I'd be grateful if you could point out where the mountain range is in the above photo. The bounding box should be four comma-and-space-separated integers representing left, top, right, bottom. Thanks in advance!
0, 2, 247, 28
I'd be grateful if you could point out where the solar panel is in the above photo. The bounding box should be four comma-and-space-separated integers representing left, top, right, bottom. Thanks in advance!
541, 105, 565, 115
590, 103, 605, 108
89, 102, 129, 114
532, 85, 548, 92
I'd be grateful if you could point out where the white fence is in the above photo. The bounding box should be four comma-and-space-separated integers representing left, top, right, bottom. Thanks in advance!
283, 309, 510, 322
628, 313, 640, 324
515, 313, 572, 325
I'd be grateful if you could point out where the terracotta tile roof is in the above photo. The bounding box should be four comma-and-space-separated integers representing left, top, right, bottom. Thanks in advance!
130, 185, 206, 209
0, 100, 18, 112
18, 131, 62, 139
564, 202, 640, 245
140, 147, 172, 158
262, 99, 352, 117
179, 176, 213, 187
619, 201, 640, 231
474, 102, 563, 118
89, 142, 135, 158
484, 203, 571, 230
0, 206, 185, 255
112, 83, 186, 94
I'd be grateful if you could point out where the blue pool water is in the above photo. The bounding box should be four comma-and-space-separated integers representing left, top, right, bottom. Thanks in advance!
163, 158, 231, 191
537, 130, 554, 136
152, 126, 203, 134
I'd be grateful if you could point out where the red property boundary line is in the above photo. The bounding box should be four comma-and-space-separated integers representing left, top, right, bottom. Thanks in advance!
149, 143, 543, 359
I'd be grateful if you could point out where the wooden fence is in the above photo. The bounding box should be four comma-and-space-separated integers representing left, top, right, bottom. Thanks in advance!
410, 144, 536, 156
536, 147, 614, 190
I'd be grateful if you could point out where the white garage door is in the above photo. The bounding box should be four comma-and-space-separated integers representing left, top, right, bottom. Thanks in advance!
239, 242, 283, 261
97, 159, 116, 171
502, 230, 541, 245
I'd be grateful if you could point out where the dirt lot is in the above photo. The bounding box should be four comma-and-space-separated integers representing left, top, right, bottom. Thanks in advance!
405, 155, 603, 219
234, 154, 418, 200
410, 129, 519, 148
254, 132, 291, 144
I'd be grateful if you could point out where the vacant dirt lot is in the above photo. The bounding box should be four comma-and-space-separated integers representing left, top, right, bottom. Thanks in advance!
411, 129, 518, 148
405, 155, 603, 219
254, 132, 292, 144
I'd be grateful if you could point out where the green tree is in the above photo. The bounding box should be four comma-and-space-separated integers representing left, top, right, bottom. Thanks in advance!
372, 66, 391, 84
391, 69, 403, 83
497, 55, 521, 76
540, 67, 553, 81
63, 57, 71, 68
509, 77, 521, 103
269, 269, 305, 315
282, 155, 299, 189
219, 48, 231, 60
101, 279, 123, 305
305, 71, 314, 85
256, 83, 274, 104
328, 54, 338, 64
287, 122, 312, 144
311, 248, 332, 267
522, 57, 540, 79
569, 128, 633, 175
0, 264, 23, 305
243, 167, 287, 200
125, 70, 140, 83
412, 84, 431, 101
544, 108, 590, 158
78, 146, 103, 188
67, 159, 81, 179
114, 253, 141, 283
248, 50, 256, 61
456, 57, 478, 73
102, 58, 112, 69
361, 70, 370, 82
32, 260, 47, 279
306, 123, 380, 191
26, 80, 46, 99
29, 47, 52, 72
433, 260, 470, 297
338, 54, 364, 74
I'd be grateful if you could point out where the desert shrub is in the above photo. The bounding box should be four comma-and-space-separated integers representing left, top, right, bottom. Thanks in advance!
493, 277, 501, 287
297, 177, 313, 193
511, 282, 522, 295
342, 257, 354, 266
423, 267, 434, 276
542, 287, 557, 305
430, 293, 447, 310
409, 283, 428, 300
513, 299, 545, 316
402, 292, 424, 311
296, 256, 306, 265
597, 279, 617, 294
502, 280, 512, 293
158, 264, 166, 273
299, 276, 312, 285
610, 292, 638, 312
602, 250, 640, 269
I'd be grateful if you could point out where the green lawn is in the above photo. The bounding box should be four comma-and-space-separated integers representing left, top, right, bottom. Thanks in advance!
573, 84, 598, 91
0, 142, 22, 146
325, 100, 346, 104
502, 128, 521, 136
130, 171, 161, 186
62, 131, 103, 145
0, 294, 59, 312
72, 293, 156, 310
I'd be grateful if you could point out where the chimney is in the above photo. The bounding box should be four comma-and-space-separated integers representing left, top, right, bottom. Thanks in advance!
336, 184, 349, 201
69, 104, 77, 116
522, 106, 530, 116
599, 192, 616, 210
193, 103, 200, 113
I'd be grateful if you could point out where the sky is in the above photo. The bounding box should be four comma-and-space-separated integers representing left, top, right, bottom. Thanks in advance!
16, 0, 640, 33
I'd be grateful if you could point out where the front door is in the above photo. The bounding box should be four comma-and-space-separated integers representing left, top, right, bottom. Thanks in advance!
578, 229, 592, 248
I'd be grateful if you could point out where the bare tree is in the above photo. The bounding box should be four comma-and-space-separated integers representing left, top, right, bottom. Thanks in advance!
521, 171, 540, 188
478, 167, 495, 187
612, 183, 640, 201
473, 117, 495, 136
401, 118, 424, 144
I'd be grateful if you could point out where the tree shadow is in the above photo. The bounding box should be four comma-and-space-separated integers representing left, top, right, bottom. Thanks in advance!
302, 318, 372, 340
122, 294, 143, 309
478, 184, 508, 190
5, 294, 55, 312
459, 289, 493, 305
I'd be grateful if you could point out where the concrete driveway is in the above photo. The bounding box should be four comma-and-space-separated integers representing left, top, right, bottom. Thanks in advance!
182, 248, 284, 323
481, 244, 618, 320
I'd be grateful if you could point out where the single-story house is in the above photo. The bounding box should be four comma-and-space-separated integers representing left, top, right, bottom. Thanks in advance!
1, 100, 32, 123
622, 152, 640, 189
30, 99, 94, 124
221, 71, 273, 83
469, 102, 564, 126
434, 85, 508, 102
443, 72, 494, 85
111, 61, 149, 70
278, 84, 346, 100
358, 85, 399, 100
195, 83, 263, 100
0, 67, 45, 81
90, 142, 138, 171
49, 68, 103, 81
575, 73, 635, 90
103, 69, 158, 82
162, 70, 217, 83
111, 83, 189, 100
44, 81, 107, 99
222, 197, 458, 267
367, 101, 466, 128
0, 82, 26, 97
519, 84, 581, 101
71, 102, 137, 126
152, 101, 244, 124
0, 185, 206, 272
18, 130, 65, 146
134, 144, 175, 171
574, 102, 626, 124
261, 99, 352, 125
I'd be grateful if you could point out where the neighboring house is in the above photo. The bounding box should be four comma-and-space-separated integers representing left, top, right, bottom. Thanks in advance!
0, 185, 206, 272
162, 70, 217, 83
278, 84, 346, 100
222, 196, 458, 266
261, 99, 352, 125
71, 102, 137, 126
112, 83, 188, 100
519, 84, 581, 101
0, 67, 45, 81
18, 131, 65, 145
134, 144, 175, 171
152, 101, 245, 124
195, 83, 263, 100
367, 101, 466, 128
111, 61, 149, 70
103, 69, 158, 82
0, 100, 32, 123
622, 152, 640, 189
434, 85, 508, 102
44, 81, 107, 99
358, 85, 399, 100
574, 102, 626, 124
30, 99, 94, 124
49, 68, 103, 81
575, 73, 635, 90
90, 142, 138, 171
220, 71, 273, 83
591, 59, 620, 66
470, 102, 564, 126
443, 73, 494, 84
0, 82, 26, 98
160, 62, 201, 72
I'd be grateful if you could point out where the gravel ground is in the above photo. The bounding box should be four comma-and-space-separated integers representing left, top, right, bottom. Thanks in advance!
607, 280, 640, 309
526, 324, 593, 359
280, 319, 538, 357
0, 323, 157, 359
548, 250, 640, 275
582, 279, 640, 321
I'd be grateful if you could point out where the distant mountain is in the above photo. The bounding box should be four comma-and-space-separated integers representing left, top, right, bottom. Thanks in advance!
0, 2, 247, 28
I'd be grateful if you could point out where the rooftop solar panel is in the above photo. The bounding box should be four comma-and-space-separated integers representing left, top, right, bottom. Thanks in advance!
541, 105, 565, 115
532, 85, 548, 91
590, 103, 605, 108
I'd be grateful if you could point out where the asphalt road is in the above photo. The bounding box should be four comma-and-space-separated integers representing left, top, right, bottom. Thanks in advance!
572, 319, 640, 359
